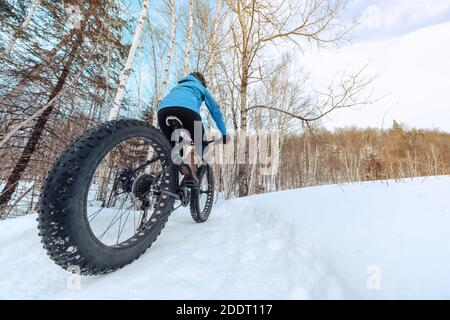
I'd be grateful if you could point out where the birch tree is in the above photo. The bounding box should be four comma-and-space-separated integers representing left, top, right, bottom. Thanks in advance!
0, 0, 128, 217
151, 0, 177, 126
223, 0, 361, 196
190, 0, 226, 76
0, 6, 92, 216
183, 0, 194, 74
1, 0, 41, 58
108, 0, 149, 121
158, 0, 177, 104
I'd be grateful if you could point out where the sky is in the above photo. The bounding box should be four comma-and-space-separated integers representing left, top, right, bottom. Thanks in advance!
346, 0, 450, 41
123, 0, 450, 132
299, 0, 450, 132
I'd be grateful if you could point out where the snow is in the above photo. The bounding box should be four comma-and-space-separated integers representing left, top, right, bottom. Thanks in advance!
0, 180, 38, 217
301, 21, 450, 131
1, 176, 450, 299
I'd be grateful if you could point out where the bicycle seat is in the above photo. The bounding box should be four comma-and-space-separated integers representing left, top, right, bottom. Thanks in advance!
165, 116, 183, 129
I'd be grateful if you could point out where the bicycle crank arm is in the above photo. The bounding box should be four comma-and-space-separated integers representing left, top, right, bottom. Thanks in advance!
159, 188, 180, 200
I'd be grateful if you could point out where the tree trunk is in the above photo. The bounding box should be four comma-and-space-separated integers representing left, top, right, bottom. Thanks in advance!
162, 0, 177, 92
0, 26, 85, 218
183, 0, 194, 74
204, 0, 223, 77
238, 62, 249, 197
0, 31, 75, 114
1, 0, 41, 57
108, 0, 149, 121
159, 0, 177, 95
153, 0, 177, 126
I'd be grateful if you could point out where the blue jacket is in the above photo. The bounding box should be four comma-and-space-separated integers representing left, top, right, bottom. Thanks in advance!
158, 75, 227, 136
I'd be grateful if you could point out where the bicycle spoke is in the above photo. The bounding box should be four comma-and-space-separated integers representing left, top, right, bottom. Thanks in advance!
39, 119, 179, 275
88, 207, 104, 222
116, 203, 134, 244
85, 135, 171, 247
88, 190, 128, 222
97, 196, 128, 241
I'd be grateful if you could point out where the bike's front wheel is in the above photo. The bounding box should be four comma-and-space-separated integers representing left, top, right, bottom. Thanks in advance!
190, 164, 215, 223
38, 120, 177, 275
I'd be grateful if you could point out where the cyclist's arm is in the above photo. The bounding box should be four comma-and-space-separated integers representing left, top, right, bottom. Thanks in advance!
204, 88, 227, 136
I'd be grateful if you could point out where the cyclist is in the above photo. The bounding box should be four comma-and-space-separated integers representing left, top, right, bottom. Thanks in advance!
157, 72, 227, 183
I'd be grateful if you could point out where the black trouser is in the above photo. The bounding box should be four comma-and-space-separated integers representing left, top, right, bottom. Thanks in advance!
157, 107, 207, 154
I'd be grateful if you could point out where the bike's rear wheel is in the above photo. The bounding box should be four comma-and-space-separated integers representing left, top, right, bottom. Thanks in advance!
190, 164, 214, 223
38, 120, 177, 275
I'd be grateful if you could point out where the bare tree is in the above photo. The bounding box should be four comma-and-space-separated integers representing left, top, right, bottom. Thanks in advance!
0, 8, 91, 216
159, 0, 177, 101
152, 0, 177, 126
0, 0, 128, 217
183, 0, 194, 74
109, 0, 149, 121
249, 65, 375, 126
0, 27, 78, 115
222, 0, 359, 196
1, 0, 41, 58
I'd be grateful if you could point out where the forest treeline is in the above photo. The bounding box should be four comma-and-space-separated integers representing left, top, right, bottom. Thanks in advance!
208, 122, 450, 197
2, 114, 449, 216
277, 123, 450, 191
0, 0, 446, 217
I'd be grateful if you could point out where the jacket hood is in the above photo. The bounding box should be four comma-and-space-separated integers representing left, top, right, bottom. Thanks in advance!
178, 74, 202, 86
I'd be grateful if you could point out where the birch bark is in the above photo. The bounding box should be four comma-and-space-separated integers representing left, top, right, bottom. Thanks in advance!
108, 0, 149, 121
1, 0, 41, 57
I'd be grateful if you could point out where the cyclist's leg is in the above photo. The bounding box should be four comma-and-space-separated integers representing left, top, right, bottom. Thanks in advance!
177, 111, 205, 160
171, 109, 204, 175
157, 108, 176, 148
157, 107, 204, 181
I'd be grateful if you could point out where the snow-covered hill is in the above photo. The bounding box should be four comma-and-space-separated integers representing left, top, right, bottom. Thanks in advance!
1, 177, 450, 299
302, 21, 450, 131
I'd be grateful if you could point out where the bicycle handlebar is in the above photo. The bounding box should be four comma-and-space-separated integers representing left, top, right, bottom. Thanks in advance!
206, 139, 223, 145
